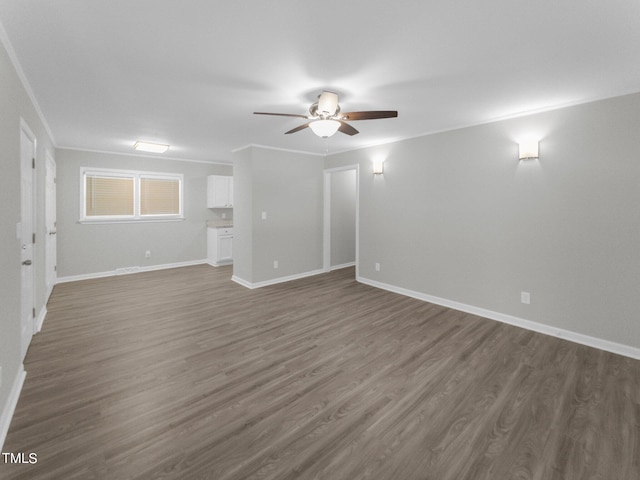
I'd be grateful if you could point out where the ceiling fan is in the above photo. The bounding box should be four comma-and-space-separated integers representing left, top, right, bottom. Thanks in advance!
254, 91, 398, 138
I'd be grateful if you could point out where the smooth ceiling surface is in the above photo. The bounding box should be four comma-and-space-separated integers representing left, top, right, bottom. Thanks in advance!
1, 1, 639, 163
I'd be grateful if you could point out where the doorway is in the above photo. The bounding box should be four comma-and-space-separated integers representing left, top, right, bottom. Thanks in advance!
20, 120, 36, 360
323, 165, 359, 275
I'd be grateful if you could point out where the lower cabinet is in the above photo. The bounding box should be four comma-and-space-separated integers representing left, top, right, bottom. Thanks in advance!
207, 227, 233, 266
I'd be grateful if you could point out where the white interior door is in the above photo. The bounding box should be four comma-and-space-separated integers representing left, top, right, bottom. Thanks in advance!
20, 122, 36, 360
45, 152, 57, 304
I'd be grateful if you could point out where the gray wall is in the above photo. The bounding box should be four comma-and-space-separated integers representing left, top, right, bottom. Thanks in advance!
56, 149, 232, 278
329, 168, 356, 268
0, 35, 55, 434
325, 92, 640, 350
231, 147, 253, 282
233, 146, 324, 284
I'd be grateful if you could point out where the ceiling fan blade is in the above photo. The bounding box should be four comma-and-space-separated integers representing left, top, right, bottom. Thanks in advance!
341, 111, 398, 121
285, 122, 311, 134
338, 121, 359, 136
254, 112, 309, 119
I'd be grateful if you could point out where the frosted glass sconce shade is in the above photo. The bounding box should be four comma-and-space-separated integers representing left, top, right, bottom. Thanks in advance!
519, 140, 539, 160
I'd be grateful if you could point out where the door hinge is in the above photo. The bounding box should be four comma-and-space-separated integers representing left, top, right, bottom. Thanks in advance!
32, 158, 35, 169
32, 233, 36, 244
54, 265, 57, 272
32, 307, 36, 318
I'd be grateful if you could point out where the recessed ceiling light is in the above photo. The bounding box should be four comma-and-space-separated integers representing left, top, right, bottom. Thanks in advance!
133, 141, 169, 153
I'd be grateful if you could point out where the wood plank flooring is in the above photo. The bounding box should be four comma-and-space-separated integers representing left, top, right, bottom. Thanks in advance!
2, 265, 639, 479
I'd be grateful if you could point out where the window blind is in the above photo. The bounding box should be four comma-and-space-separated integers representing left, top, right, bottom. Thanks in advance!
85, 175, 134, 217
140, 177, 180, 215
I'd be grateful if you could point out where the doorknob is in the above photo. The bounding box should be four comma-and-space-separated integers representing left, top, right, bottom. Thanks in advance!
22, 260, 32, 266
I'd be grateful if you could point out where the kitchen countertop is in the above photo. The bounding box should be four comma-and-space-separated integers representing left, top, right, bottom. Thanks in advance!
207, 220, 233, 228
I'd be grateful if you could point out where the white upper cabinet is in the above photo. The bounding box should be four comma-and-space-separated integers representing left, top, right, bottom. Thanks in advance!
207, 175, 233, 208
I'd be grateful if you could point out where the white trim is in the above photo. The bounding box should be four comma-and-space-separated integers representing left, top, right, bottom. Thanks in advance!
20, 118, 37, 362
207, 260, 233, 267
35, 306, 46, 333
357, 276, 640, 360
0, 365, 26, 451
57, 146, 230, 165
231, 143, 325, 157
45, 150, 57, 300
45, 279, 55, 305
0, 20, 56, 144
56, 259, 208, 284
329, 262, 356, 271
78, 218, 185, 225
231, 268, 325, 289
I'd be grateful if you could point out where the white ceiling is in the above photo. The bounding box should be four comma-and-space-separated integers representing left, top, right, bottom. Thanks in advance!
1, 1, 640, 163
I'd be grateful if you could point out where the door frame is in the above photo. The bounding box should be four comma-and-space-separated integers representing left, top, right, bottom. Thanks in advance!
20, 118, 37, 358
44, 150, 57, 305
323, 164, 359, 275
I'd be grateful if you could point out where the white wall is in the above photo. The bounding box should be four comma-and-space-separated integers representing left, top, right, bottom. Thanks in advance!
55, 148, 232, 279
326, 93, 640, 354
0, 27, 55, 446
233, 146, 324, 286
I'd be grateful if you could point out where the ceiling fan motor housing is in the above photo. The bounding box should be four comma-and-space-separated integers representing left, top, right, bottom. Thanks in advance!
313, 91, 340, 118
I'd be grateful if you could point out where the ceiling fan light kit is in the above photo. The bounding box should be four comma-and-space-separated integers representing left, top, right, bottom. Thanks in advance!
309, 119, 340, 138
254, 90, 397, 138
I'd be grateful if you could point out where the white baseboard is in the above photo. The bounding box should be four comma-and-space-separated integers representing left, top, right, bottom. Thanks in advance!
56, 259, 208, 284
357, 276, 640, 360
329, 261, 355, 272
232, 268, 325, 290
35, 306, 46, 333
206, 260, 233, 267
0, 365, 26, 451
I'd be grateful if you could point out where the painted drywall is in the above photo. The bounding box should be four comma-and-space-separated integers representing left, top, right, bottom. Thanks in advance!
0, 29, 55, 444
55, 149, 232, 278
326, 92, 640, 351
329, 169, 356, 268
232, 146, 324, 284
231, 147, 253, 282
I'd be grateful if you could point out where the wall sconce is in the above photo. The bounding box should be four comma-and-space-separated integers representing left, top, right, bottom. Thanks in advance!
373, 159, 384, 174
518, 139, 539, 160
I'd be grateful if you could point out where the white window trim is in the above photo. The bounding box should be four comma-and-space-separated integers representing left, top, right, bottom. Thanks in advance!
80, 167, 184, 223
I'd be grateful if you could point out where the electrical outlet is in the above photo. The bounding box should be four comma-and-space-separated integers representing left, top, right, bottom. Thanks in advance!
273, 260, 278, 269
375, 262, 381, 272
145, 250, 151, 259
521, 291, 530, 304
262, 211, 267, 220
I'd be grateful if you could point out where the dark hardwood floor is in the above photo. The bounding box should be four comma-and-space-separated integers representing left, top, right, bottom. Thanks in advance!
2, 265, 639, 479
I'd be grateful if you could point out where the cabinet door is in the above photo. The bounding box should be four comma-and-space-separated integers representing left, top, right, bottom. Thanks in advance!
213, 176, 230, 207
228, 177, 233, 207
218, 235, 233, 261
207, 175, 232, 208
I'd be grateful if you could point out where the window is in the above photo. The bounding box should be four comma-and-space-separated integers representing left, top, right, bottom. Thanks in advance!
81, 168, 183, 222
